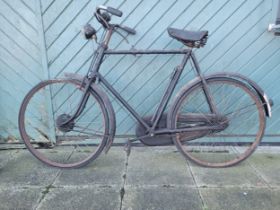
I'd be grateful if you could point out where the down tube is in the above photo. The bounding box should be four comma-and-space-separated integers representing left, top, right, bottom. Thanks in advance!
98, 74, 150, 130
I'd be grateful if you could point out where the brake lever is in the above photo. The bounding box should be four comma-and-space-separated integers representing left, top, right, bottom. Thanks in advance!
113, 29, 140, 57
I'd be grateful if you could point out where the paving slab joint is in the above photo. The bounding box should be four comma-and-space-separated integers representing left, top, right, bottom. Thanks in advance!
38, 184, 55, 203
187, 161, 207, 209
119, 144, 130, 210
247, 159, 271, 188
34, 169, 62, 210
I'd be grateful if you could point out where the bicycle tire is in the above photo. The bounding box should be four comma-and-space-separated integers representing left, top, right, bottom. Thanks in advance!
169, 77, 266, 167
18, 79, 110, 168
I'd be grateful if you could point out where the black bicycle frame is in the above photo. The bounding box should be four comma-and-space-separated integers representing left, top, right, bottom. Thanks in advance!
101, 49, 191, 132
68, 28, 219, 135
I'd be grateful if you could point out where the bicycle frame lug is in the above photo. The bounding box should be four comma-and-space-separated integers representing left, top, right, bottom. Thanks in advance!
95, 76, 100, 84
88, 71, 98, 80
93, 34, 97, 43
131, 46, 141, 57
177, 65, 184, 71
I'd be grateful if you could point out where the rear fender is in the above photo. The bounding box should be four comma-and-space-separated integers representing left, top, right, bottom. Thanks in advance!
208, 72, 272, 117
169, 72, 272, 119
64, 73, 116, 153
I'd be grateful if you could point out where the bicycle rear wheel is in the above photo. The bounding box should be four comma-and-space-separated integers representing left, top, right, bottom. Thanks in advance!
18, 79, 109, 168
169, 77, 265, 167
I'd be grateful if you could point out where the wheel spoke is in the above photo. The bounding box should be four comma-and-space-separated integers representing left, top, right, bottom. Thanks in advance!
19, 79, 109, 168
173, 79, 265, 167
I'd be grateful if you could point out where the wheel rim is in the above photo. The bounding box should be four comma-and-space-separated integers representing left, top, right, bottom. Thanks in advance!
172, 78, 265, 167
19, 80, 108, 168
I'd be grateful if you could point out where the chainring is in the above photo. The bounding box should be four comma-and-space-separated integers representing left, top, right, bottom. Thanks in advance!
135, 114, 173, 146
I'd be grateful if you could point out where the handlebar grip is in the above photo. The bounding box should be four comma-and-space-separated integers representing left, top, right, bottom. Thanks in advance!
107, 7, 123, 17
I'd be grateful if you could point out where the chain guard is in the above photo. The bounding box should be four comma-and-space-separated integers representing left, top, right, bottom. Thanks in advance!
135, 113, 228, 146
135, 114, 173, 146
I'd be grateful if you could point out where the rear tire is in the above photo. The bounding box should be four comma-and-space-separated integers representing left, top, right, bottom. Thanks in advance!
169, 77, 266, 167
18, 79, 110, 168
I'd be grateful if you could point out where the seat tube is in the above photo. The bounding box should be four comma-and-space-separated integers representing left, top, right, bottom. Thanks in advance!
191, 52, 218, 114
150, 51, 191, 131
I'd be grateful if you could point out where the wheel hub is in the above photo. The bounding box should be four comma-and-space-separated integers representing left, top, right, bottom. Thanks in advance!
56, 114, 75, 132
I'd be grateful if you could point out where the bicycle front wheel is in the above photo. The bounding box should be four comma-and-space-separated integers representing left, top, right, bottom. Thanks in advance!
19, 79, 109, 168
170, 77, 266, 167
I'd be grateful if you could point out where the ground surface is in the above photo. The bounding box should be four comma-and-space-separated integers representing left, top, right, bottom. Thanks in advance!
0, 145, 280, 210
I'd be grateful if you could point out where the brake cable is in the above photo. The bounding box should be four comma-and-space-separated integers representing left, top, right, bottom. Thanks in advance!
113, 28, 130, 44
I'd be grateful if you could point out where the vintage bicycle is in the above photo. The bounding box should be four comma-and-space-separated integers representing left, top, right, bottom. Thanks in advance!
18, 5, 272, 168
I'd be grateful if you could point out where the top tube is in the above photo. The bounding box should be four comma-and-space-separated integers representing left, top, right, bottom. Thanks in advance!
104, 49, 191, 55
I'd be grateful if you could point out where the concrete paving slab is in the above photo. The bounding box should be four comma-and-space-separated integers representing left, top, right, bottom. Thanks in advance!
37, 186, 121, 210
121, 186, 203, 210
54, 147, 126, 187
0, 187, 42, 210
189, 161, 265, 187
126, 147, 195, 187
0, 150, 59, 187
0, 150, 20, 168
248, 152, 280, 187
1, 146, 280, 210
253, 146, 280, 154
200, 187, 280, 210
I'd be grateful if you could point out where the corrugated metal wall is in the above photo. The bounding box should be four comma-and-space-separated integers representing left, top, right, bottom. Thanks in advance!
0, 0, 280, 141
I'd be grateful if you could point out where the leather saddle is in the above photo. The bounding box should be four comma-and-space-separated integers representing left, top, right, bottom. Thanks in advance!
168, 27, 208, 48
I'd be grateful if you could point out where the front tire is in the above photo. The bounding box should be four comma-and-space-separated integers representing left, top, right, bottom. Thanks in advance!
18, 79, 110, 168
169, 77, 266, 167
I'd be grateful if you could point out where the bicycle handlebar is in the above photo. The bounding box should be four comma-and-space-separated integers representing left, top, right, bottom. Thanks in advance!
96, 5, 122, 17
95, 5, 136, 35
107, 7, 123, 17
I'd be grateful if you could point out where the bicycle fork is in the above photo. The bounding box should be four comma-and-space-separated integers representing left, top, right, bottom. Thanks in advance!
57, 77, 93, 130
58, 45, 106, 128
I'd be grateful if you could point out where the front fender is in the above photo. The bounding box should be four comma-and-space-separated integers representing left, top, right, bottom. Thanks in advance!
64, 73, 116, 153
